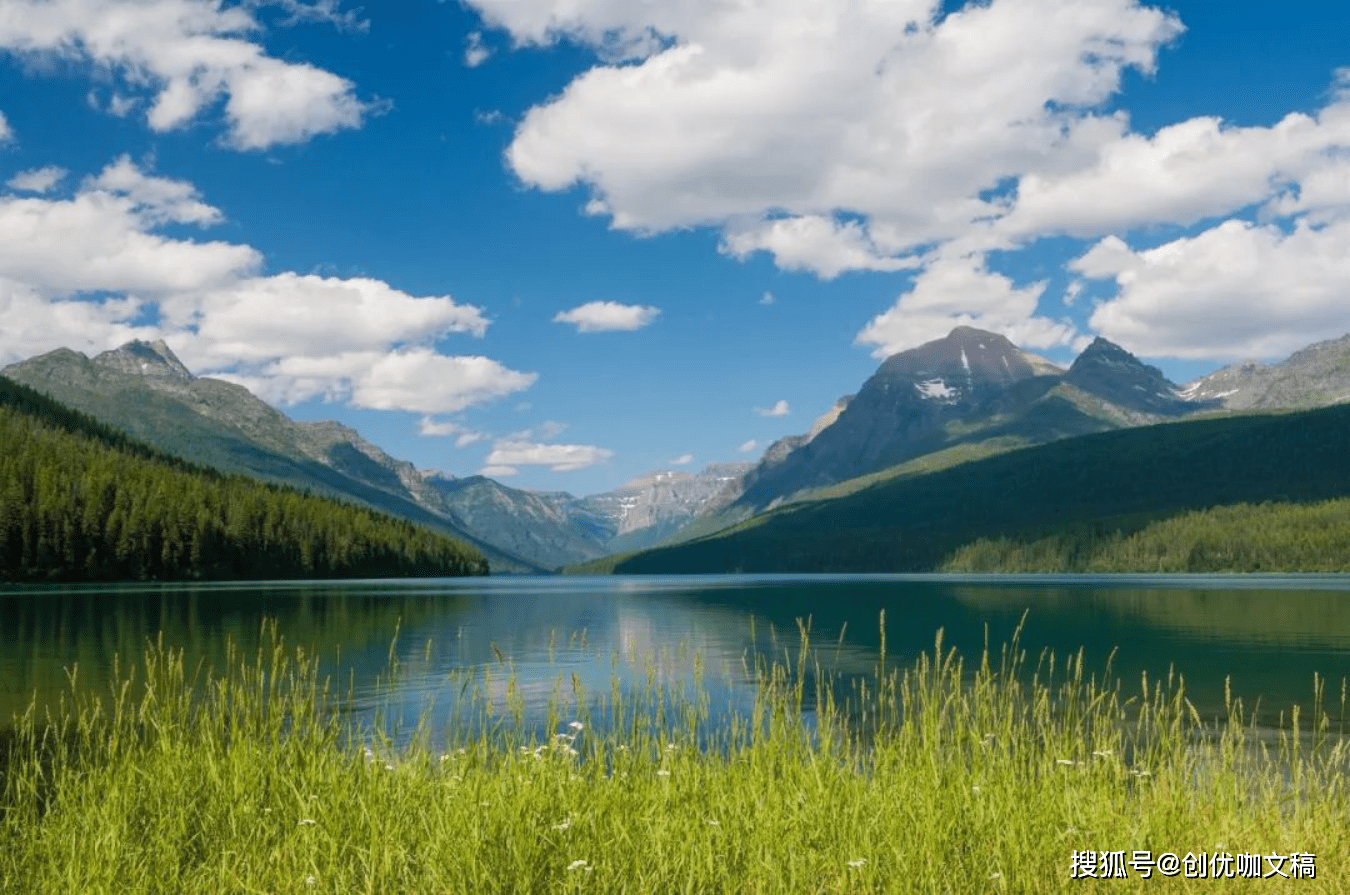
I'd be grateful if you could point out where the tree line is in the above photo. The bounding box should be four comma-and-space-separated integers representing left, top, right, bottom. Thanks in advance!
0, 376, 488, 582
608, 403, 1350, 574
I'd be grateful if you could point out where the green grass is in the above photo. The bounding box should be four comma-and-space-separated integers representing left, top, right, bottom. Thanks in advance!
3, 621, 1348, 893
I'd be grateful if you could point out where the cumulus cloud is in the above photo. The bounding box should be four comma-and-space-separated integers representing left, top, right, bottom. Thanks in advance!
462, 0, 1350, 360
6, 165, 66, 194
1075, 219, 1350, 359
722, 216, 920, 279
484, 439, 614, 472
671, 452, 694, 465
0, 110, 11, 144
472, 0, 1180, 267
855, 254, 1079, 358
230, 349, 535, 413
758, 290, 774, 306
171, 272, 490, 369
754, 399, 789, 418
999, 106, 1350, 239
0, 161, 259, 301
0, 155, 535, 417
552, 300, 659, 332
738, 439, 758, 453
0, 0, 373, 149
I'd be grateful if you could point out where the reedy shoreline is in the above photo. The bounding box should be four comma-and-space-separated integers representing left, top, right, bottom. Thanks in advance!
2, 620, 1347, 893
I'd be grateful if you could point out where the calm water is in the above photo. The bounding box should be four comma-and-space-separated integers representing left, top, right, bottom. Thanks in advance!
3, 574, 1350, 742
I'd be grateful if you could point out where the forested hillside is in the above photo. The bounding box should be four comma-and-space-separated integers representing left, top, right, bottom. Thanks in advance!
593, 403, 1350, 574
0, 376, 488, 582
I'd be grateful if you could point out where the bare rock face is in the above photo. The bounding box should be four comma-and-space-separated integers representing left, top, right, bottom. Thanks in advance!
1179, 334, 1350, 411
578, 463, 755, 552
1064, 337, 1200, 418
732, 327, 1063, 509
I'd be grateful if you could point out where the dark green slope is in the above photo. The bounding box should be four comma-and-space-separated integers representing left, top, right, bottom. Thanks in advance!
0, 376, 489, 582
607, 403, 1350, 574
3, 345, 543, 573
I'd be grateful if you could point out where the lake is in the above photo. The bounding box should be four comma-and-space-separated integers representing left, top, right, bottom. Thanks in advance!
3, 574, 1350, 744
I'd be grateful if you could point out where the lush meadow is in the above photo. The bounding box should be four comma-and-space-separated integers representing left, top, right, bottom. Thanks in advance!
2, 621, 1347, 893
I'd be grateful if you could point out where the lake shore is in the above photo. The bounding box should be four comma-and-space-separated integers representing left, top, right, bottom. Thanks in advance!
3, 626, 1346, 893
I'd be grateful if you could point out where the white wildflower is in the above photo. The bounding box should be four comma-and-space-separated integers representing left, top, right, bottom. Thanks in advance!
567, 859, 592, 872
298, 819, 316, 826
1092, 749, 1113, 758
971, 785, 981, 793
1055, 759, 1079, 766
553, 817, 573, 832
569, 721, 584, 731
657, 769, 671, 777
989, 871, 1003, 880
385, 763, 395, 771
848, 858, 867, 869
305, 874, 317, 886
706, 819, 720, 826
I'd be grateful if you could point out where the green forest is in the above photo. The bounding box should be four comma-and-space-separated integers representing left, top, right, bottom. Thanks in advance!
589, 403, 1350, 574
0, 376, 488, 582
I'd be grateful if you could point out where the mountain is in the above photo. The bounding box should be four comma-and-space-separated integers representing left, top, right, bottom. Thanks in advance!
3, 341, 754, 572
0, 375, 488, 582
575, 463, 754, 554
1179, 333, 1350, 410
587, 401, 1350, 575
1062, 336, 1199, 418
3, 341, 544, 572
718, 326, 1214, 516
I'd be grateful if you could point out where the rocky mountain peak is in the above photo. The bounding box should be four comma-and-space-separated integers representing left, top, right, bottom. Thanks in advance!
876, 327, 1038, 400
94, 339, 193, 381
1065, 336, 1194, 416
1180, 332, 1350, 410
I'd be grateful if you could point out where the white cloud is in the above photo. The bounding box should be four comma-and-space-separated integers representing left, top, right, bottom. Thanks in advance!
999, 106, 1350, 239
553, 300, 660, 332
754, 399, 789, 418
0, 155, 535, 417
758, 290, 774, 305
856, 253, 1078, 358
472, 0, 1181, 274
1075, 218, 1350, 359
721, 216, 921, 279
0, 111, 13, 144
671, 452, 694, 465
464, 30, 491, 67
419, 417, 487, 447
480, 464, 518, 477
484, 439, 614, 472
0, 0, 373, 149
86, 155, 222, 225
172, 272, 490, 368
0, 161, 259, 300
216, 350, 535, 413
0, 279, 160, 362
738, 439, 758, 453
6, 165, 66, 194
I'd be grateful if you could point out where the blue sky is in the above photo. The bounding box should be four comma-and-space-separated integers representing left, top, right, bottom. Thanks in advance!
2, 0, 1349, 496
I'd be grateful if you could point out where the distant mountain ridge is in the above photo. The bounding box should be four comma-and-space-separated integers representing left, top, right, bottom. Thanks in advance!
2, 341, 752, 571
9, 327, 1350, 574
1179, 333, 1350, 410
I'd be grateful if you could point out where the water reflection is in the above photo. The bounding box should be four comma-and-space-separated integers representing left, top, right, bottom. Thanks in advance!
2, 574, 1349, 742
